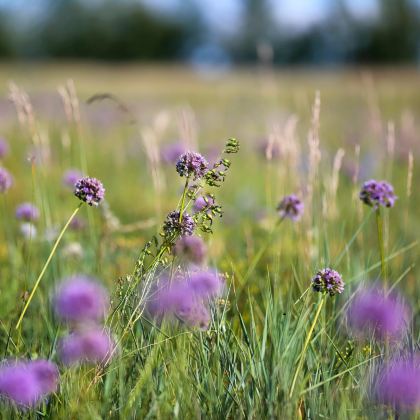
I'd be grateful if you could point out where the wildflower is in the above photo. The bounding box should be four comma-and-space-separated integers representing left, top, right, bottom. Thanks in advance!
176, 151, 208, 180
277, 194, 304, 221
0, 167, 13, 193
0, 360, 58, 408
58, 328, 115, 365
189, 269, 224, 298
347, 287, 410, 340
19, 223, 37, 239
312, 268, 344, 296
53, 275, 109, 323
74, 176, 105, 206
173, 235, 207, 265
375, 358, 420, 410
161, 142, 186, 164
0, 138, 9, 159
16, 203, 40, 222
193, 194, 214, 213
359, 180, 396, 208
163, 210, 195, 237
62, 169, 83, 189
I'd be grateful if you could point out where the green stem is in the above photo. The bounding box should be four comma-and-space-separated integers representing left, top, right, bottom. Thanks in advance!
15, 203, 83, 330
375, 207, 387, 285
179, 176, 190, 223
289, 296, 325, 398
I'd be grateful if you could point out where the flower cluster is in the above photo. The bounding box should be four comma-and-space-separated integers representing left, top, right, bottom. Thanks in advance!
163, 210, 195, 237
176, 151, 208, 180
0, 167, 13, 193
347, 287, 410, 340
173, 235, 207, 265
16, 203, 40, 222
0, 360, 58, 408
277, 194, 304, 221
74, 176, 105, 206
146, 269, 224, 329
311, 268, 344, 296
359, 180, 396, 208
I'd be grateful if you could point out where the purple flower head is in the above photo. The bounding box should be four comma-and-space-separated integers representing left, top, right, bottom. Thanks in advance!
0, 360, 59, 408
163, 210, 195, 237
0, 167, 13, 193
58, 328, 115, 365
63, 169, 83, 189
0, 138, 9, 159
176, 151, 208, 180
161, 142, 186, 164
311, 268, 344, 296
347, 287, 410, 340
173, 235, 207, 265
359, 180, 397, 208
54, 275, 109, 323
375, 358, 420, 410
74, 176, 105, 206
277, 194, 304, 221
189, 270, 224, 298
16, 203, 40, 222
193, 194, 215, 213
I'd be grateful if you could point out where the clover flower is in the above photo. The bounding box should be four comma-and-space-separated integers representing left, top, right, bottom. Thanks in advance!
359, 180, 396, 208
0, 138, 9, 159
163, 210, 195, 237
53, 275, 109, 323
16, 203, 40, 222
173, 235, 207, 265
74, 176, 105, 206
277, 194, 304, 221
176, 151, 208, 180
347, 287, 410, 340
0, 167, 13, 193
311, 268, 344, 296
63, 169, 83, 189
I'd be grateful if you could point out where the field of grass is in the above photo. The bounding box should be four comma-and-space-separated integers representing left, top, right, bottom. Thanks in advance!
0, 64, 419, 418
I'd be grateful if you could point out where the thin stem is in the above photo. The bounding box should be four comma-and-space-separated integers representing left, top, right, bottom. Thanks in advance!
179, 176, 190, 223
375, 207, 387, 285
15, 203, 83, 330
289, 296, 325, 398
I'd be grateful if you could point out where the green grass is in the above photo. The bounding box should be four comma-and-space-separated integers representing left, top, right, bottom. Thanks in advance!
0, 64, 419, 418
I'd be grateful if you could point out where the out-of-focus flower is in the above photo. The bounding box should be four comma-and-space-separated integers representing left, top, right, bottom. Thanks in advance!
359, 180, 396, 208
53, 275, 109, 323
69, 216, 86, 231
0, 168, 13, 193
62, 169, 83, 189
277, 194, 304, 221
176, 151, 208, 180
347, 287, 410, 340
312, 268, 344, 296
375, 358, 420, 410
193, 194, 214, 213
58, 328, 115, 365
62, 242, 84, 259
0, 360, 59, 408
0, 138, 9, 159
16, 203, 40, 222
19, 223, 37, 239
173, 235, 207, 265
74, 177, 105, 206
161, 142, 186, 164
163, 210, 195, 237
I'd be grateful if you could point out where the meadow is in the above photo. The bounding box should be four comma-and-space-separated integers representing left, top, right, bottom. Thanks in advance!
0, 64, 419, 418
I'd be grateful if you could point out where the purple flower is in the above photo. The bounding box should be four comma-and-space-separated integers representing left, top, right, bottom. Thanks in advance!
176, 151, 208, 180
359, 180, 397, 208
54, 275, 109, 323
63, 169, 83, 189
193, 194, 214, 213
58, 328, 115, 365
0, 138, 9, 159
311, 268, 344, 296
163, 210, 195, 237
16, 203, 40, 222
173, 235, 207, 265
277, 194, 304, 221
347, 287, 410, 340
0, 360, 59, 408
161, 142, 186, 164
74, 176, 105, 206
189, 270, 224, 298
375, 358, 420, 410
0, 167, 13, 193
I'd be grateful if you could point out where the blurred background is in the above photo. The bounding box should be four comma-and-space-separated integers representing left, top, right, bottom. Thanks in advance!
0, 0, 419, 68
